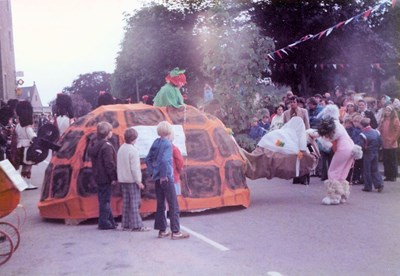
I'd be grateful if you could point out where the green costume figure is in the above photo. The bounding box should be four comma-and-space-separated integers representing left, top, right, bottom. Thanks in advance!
153, 68, 186, 108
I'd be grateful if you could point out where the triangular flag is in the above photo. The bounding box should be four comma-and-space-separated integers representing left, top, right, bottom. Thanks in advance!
362, 9, 372, 20
335, 21, 346, 29
345, 17, 354, 25
314, 64, 318, 69
281, 49, 288, 55
276, 50, 283, 59
333, 64, 337, 69
371, 4, 381, 13
326, 27, 334, 37
318, 30, 327, 39
293, 64, 297, 70
320, 64, 324, 70
267, 54, 275, 61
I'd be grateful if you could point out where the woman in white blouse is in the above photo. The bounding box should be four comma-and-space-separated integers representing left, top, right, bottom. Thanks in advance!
269, 104, 285, 131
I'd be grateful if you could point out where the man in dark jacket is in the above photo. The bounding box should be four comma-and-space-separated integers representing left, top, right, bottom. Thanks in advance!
88, 121, 118, 230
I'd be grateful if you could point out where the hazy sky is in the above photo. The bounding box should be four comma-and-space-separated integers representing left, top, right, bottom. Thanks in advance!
11, 0, 146, 105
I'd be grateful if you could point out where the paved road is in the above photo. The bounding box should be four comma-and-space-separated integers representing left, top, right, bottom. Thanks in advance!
2, 160, 400, 275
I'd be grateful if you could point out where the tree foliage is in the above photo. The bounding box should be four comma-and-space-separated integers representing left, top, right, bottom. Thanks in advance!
63, 71, 111, 109
250, 0, 399, 96
112, 4, 203, 102
196, 3, 274, 133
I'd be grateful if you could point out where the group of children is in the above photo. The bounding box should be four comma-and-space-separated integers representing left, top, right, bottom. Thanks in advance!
249, 114, 270, 141
88, 120, 189, 240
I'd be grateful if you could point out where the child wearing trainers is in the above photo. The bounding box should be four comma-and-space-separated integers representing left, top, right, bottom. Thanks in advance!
117, 127, 150, 232
88, 122, 118, 230
359, 118, 384, 192
145, 121, 189, 240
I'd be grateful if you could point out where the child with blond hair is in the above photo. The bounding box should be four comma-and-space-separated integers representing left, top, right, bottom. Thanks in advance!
145, 121, 189, 240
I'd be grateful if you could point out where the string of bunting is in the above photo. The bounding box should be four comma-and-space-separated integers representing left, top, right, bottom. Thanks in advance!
271, 61, 400, 71
267, 0, 397, 61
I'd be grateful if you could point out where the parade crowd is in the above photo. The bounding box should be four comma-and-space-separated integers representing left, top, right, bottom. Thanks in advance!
247, 88, 400, 196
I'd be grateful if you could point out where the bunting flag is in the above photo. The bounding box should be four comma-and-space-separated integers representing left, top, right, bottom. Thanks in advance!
271, 62, 400, 72
267, 0, 394, 60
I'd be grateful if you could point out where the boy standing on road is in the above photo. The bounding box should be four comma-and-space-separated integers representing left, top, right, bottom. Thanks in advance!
88, 121, 118, 230
117, 127, 150, 232
359, 118, 384, 193
145, 121, 189, 240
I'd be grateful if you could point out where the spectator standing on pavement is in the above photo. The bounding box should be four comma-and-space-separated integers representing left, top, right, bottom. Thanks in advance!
378, 106, 400, 182
359, 118, 384, 192
38, 113, 49, 129
358, 99, 378, 129
283, 96, 310, 129
269, 105, 285, 131
307, 97, 323, 129
88, 121, 118, 230
117, 127, 150, 232
145, 121, 189, 240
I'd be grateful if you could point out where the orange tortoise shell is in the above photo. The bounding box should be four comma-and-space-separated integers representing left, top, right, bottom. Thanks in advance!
38, 104, 250, 220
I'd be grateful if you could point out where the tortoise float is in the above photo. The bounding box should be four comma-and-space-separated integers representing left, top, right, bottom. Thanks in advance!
38, 104, 250, 222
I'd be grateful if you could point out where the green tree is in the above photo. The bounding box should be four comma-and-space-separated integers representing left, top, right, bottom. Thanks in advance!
70, 94, 92, 118
63, 71, 112, 109
196, 3, 274, 134
250, 0, 399, 96
112, 4, 203, 102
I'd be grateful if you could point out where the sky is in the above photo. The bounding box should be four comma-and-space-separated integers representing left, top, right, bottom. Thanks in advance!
11, 0, 148, 105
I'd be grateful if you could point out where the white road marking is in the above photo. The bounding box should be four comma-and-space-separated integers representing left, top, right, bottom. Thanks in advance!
179, 224, 230, 251
267, 272, 284, 276
167, 219, 229, 251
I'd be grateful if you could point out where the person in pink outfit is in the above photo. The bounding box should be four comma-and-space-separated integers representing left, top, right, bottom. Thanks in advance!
317, 104, 356, 205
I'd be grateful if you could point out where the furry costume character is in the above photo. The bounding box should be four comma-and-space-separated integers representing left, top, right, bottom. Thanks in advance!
317, 104, 355, 205
153, 68, 186, 108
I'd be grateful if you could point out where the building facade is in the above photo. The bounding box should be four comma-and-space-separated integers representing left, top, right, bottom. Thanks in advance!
0, 0, 17, 103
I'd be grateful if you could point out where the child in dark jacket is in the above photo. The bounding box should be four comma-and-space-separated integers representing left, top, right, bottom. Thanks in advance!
359, 118, 384, 192
88, 121, 118, 230
145, 121, 189, 240
249, 117, 266, 141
